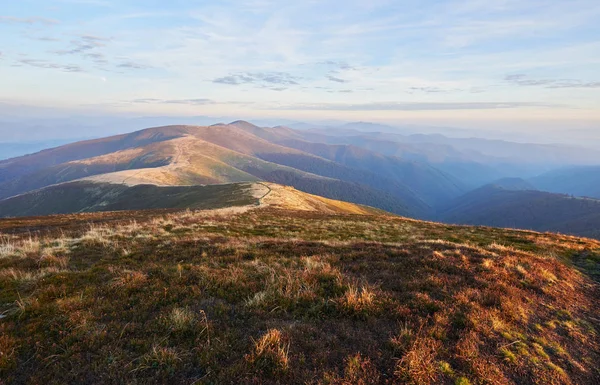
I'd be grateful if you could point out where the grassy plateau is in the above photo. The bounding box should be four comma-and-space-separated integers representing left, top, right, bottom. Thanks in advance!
0, 206, 599, 384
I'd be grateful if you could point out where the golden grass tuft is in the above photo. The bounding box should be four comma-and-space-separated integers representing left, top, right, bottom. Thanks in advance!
136, 346, 182, 373
247, 328, 290, 376
336, 353, 381, 385
111, 269, 148, 289
340, 283, 378, 315
396, 336, 441, 385
168, 307, 197, 332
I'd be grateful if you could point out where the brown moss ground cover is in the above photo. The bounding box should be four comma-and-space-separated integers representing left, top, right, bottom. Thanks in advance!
0, 208, 599, 384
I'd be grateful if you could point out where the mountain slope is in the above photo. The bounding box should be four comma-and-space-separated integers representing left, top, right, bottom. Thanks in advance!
224, 121, 464, 206
0, 181, 262, 217
0, 126, 192, 183
0, 181, 377, 218
438, 185, 600, 239
194, 122, 433, 211
254, 137, 465, 206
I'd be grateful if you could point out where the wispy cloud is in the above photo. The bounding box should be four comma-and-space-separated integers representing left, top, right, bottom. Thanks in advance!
213, 72, 301, 86
408, 87, 447, 93
16, 59, 83, 72
29, 36, 61, 42
117, 61, 151, 70
130, 98, 216, 105
274, 101, 562, 111
84, 52, 108, 64
0, 16, 59, 25
326, 74, 347, 83
128, 98, 252, 106
57, 0, 113, 6
53, 35, 108, 55
505, 74, 600, 89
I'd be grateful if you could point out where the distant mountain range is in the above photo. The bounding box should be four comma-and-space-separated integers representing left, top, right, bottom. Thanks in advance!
530, 166, 600, 199
438, 184, 600, 239
1, 120, 600, 239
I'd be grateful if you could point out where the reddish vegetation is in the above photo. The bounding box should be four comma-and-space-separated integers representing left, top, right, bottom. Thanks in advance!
0, 208, 599, 384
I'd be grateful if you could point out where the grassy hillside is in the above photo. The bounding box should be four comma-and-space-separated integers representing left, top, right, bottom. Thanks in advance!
0, 182, 266, 217
0, 206, 598, 384
0, 181, 382, 218
439, 185, 600, 240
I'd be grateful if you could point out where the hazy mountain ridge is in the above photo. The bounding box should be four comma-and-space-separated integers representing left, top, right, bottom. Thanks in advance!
531, 166, 600, 198
438, 184, 600, 239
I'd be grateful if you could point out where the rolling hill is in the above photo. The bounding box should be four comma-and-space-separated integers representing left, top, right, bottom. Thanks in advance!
0, 181, 377, 218
438, 184, 600, 239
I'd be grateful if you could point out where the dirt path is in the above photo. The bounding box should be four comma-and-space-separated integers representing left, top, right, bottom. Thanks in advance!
255, 182, 273, 206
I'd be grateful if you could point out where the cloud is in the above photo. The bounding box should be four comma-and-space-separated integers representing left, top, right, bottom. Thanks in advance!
321, 60, 357, 71
117, 61, 151, 70
130, 98, 215, 105
408, 86, 447, 93
273, 101, 562, 111
0, 16, 59, 25
127, 98, 254, 106
327, 89, 353, 93
16, 59, 83, 73
84, 52, 108, 64
213, 72, 301, 86
53, 36, 108, 55
326, 75, 347, 83
50, 34, 152, 71
505, 74, 600, 89
57, 0, 113, 5
80, 35, 111, 43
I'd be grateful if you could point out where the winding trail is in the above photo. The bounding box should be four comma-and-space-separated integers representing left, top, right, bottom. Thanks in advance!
254, 182, 273, 206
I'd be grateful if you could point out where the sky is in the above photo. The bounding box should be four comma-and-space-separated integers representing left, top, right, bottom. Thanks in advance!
1, 0, 599, 139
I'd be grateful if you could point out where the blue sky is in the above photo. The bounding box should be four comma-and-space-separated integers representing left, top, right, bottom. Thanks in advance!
1, 0, 599, 133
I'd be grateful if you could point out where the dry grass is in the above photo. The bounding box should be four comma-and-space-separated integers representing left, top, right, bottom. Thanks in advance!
396, 336, 441, 385
339, 283, 378, 315
111, 269, 148, 289
135, 346, 183, 374
168, 307, 197, 333
247, 328, 290, 376
0, 208, 598, 384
